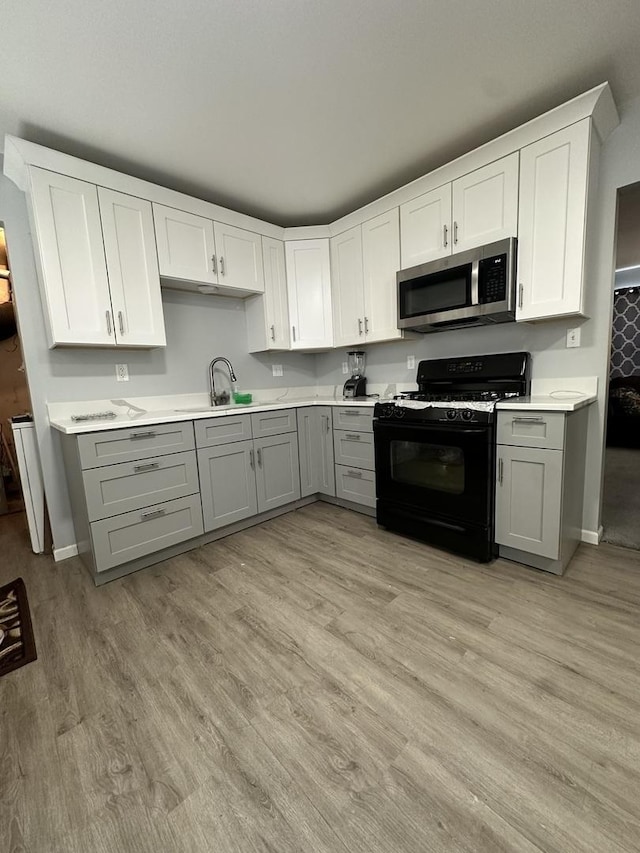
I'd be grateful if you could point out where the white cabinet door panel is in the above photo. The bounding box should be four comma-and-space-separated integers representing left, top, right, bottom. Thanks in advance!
286, 239, 333, 349
517, 120, 590, 321
98, 188, 166, 347
331, 226, 365, 348
153, 204, 217, 284
451, 153, 519, 252
495, 445, 563, 559
362, 208, 401, 344
213, 222, 264, 294
29, 167, 114, 346
400, 184, 451, 267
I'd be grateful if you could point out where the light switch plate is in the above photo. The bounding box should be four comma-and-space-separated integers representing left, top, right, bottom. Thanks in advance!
272, 364, 283, 377
115, 363, 129, 382
407, 355, 416, 369
342, 362, 349, 374
566, 328, 581, 348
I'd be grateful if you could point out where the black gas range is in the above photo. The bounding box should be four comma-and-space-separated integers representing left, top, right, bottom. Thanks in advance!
374, 352, 530, 562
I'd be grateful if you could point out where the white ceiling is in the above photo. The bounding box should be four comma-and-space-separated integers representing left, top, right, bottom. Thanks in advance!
2, 0, 640, 226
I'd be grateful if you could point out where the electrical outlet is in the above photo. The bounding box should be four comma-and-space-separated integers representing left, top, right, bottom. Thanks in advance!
272, 364, 283, 377
342, 362, 349, 375
407, 355, 416, 370
566, 327, 581, 348
115, 363, 129, 382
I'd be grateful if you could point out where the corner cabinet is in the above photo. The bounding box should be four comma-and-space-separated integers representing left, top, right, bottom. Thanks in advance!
297, 406, 335, 497
285, 239, 333, 349
399, 153, 519, 267
516, 119, 593, 321
28, 167, 165, 348
153, 204, 265, 296
245, 236, 290, 352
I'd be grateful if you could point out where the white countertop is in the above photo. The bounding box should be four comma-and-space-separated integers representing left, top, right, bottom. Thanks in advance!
495, 392, 597, 412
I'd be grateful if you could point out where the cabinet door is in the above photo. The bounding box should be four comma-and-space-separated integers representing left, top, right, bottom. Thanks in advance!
29, 167, 114, 347
451, 153, 519, 252
400, 184, 451, 267
153, 204, 217, 284
362, 209, 401, 344
255, 432, 301, 512
213, 222, 264, 294
331, 226, 365, 348
297, 407, 335, 498
517, 120, 591, 321
98, 188, 166, 347
198, 441, 258, 531
285, 239, 333, 349
495, 445, 563, 559
246, 237, 289, 352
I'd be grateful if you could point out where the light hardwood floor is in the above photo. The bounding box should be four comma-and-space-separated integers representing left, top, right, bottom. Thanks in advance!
2, 503, 640, 853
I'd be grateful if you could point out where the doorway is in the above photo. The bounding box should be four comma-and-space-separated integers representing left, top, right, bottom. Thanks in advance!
602, 183, 640, 549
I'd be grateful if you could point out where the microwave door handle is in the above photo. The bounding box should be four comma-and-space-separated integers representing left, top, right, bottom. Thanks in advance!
471, 260, 480, 306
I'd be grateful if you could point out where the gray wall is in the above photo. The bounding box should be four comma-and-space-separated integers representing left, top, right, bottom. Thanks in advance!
0, 165, 316, 551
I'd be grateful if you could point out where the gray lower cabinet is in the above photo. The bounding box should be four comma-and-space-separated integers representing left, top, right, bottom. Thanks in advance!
198, 440, 258, 531
335, 465, 376, 508
78, 422, 195, 468
297, 406, 335, 498
333, 429, 375, 471
255, 432, 301, 511
495, 445, 563, 559
90, 494, 204, 572
494, 407, 588, 574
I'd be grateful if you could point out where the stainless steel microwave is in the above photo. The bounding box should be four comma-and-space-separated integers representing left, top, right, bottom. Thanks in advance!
397, 237, 517, 333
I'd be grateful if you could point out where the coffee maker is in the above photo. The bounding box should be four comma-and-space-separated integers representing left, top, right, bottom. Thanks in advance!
343, 350, 367, 399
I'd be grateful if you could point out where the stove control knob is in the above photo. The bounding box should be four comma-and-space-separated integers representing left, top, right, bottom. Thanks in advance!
461, 409, 473, 421
379, 405, 393, 419
394, 406, 406, 418
445, 409, 457, 421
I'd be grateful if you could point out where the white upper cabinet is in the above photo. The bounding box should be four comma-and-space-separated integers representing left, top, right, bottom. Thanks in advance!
517, 120, 591, 321
362, 209, 401, 344
213, 222, 264, 294
29, 168, 114, 347
400, 184, 451, 268
28, 168, 164, 349
399, 154, 518, 268
245, 237, 290, 352
331, 226, 365, 348
285, 239, 333, 350
153, 205, 264, 295
98, 188, 166, 347
153, 204, 217, 285
451, 153, 519, 252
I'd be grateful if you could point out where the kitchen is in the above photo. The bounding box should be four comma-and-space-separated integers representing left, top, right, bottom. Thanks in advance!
2, 3, 640, 850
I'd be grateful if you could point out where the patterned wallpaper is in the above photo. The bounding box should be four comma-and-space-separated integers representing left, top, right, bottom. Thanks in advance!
610, 289, 640, 378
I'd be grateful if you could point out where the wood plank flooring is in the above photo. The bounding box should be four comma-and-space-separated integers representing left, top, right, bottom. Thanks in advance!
2, 503, 640, 852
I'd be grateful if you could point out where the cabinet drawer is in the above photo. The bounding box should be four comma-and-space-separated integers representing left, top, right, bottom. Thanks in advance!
332, 407, 373, 432
333, 429, 375, 471
78, 422, 195, 469
497, 411, 566, 450
335, 465, 376, 508
82, 451, 199, 522
195, 414, 252, 447
251, 409, 296, 437
90, 493, 204, 572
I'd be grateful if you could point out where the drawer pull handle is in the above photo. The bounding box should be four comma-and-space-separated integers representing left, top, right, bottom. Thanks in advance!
141, 508, 166, 521
345, 433, 361, 441
512, 417, 544, 423
130, 431, 157, 439
134, 462, 160, 473
341, 411, 363, 417
345, 470, 363, 479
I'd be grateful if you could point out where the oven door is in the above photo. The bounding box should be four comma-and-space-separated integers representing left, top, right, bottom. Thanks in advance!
374, 419, 493, 527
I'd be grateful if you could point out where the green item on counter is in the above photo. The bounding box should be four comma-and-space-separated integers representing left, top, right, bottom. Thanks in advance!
233, 391, 253, 405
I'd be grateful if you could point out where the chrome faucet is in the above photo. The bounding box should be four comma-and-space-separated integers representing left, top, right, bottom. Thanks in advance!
209, 357, 237, 406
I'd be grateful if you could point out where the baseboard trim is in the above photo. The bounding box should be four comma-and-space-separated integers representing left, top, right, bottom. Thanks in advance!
581, 526, 603, 545
53, 543, 79, 562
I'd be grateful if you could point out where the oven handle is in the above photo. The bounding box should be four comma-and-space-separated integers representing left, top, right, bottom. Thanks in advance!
374, 422, 489, 436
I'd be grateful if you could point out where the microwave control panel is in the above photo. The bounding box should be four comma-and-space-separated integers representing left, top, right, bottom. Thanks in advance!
478, 254, 507, 304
